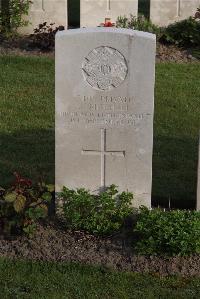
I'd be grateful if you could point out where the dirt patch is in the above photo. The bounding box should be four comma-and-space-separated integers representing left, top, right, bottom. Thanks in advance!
156, 44, 198, 63
0, 45, 54, 58
0, 222, 199, 277
0, 35, 54, 58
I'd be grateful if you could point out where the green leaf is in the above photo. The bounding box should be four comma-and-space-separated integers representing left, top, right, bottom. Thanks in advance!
42, 192, 52, 202
4, 192, 17, 203
46, 184, 55, 193
38, 204, 48, 216
13, 195, 26, 212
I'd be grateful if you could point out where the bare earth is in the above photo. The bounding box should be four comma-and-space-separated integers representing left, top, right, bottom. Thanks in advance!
0, 223, 199, 277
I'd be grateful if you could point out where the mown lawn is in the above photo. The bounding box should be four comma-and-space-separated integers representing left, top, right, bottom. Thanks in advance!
0, 56, 199, 206
0, 56, 55, 186
153, 63, 200, 207
0, 258, 200, 299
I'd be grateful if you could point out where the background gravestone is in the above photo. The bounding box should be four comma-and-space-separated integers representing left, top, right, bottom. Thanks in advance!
20, 0, 68, 34
81, 0, 138, 27
150, 0, 200, 26
56, 28, 156, 207
197, 133, 200, 211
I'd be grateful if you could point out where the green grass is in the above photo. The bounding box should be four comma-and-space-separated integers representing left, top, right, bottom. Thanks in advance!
0, 56, 55, 186
153, 63, 200, 206
0, 258, 200, 299
0, 56, 199, 205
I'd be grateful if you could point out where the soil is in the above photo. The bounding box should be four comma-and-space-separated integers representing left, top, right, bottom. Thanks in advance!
0, 221, 200, 277
0, 35, 54, 58
156, 44, 199, 63
0, 34, 199, 63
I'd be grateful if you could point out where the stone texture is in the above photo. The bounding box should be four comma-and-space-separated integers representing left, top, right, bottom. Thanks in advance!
20, 0, 68, 34
81, 0, 138, 27
197, 133, 200, 211
150, 0, 200, 26
55, 28, 156, 208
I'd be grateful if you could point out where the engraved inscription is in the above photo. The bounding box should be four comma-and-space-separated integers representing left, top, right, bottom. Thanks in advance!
82, 46, 128, 91
57, 94, 150, 128
58, 111, 149, 128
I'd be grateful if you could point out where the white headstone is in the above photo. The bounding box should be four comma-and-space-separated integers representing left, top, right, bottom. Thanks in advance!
19, 0, 68, 34
81, 0, 138, 27
150, 0, 200, 26
197, 133, 200, 211
56, 28, 156, 208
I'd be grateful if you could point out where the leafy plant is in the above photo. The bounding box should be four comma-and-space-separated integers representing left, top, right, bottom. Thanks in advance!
134, 206, 200, 256
0, 172, 55, 237
116, 14, 162, 38
0, 0, 32, 34
60, 184, 133, 235
162, 17, 200, 48
28, 22, 64, 51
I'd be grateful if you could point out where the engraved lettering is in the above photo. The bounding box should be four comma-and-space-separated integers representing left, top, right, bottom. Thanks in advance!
57, 110, 150, 128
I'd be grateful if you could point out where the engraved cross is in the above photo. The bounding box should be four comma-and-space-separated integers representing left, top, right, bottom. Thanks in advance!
82, 129, 125, 188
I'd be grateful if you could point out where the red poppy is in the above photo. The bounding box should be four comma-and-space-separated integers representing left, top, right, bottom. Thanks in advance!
104, 21, 114, 27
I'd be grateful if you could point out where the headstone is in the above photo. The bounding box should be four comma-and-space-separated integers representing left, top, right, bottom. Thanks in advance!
81, 0, 138, 27
19, 0, 68, 34
56, 28, 156, 208
150, 0, 200, 26
197, 133, 200, 211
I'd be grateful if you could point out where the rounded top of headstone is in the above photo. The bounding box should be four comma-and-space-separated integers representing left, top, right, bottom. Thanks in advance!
56, 28, 156, 41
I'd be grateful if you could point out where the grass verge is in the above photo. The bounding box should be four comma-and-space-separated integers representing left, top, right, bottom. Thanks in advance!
0, 258, 200, 299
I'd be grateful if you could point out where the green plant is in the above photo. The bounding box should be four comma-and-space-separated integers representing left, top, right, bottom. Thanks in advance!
116, 14, 162, 38
163, 17, 200, 48
134, 206, 200, 256
0, 0, 32, 34
0, 172, 55, 237
60, 184, 133, 235
28, 22, 64, 51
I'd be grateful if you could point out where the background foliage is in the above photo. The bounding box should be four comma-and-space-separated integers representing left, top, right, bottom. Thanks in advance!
0, 0, 31, 33
0, 173, 54, 237
135, 207, 200, 256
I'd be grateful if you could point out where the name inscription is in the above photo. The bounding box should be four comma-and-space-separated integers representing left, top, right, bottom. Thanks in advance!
57, 96, 151, 128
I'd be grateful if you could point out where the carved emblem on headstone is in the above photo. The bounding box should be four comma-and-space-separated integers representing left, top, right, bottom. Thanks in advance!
82, 46, 128, 91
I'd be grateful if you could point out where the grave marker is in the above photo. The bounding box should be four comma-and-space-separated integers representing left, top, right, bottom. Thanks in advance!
20, 0, 68, 34
197, 133, 200, 211
81, 0, 138, 27
56, 28, 156, 207
150, 0, 200, 26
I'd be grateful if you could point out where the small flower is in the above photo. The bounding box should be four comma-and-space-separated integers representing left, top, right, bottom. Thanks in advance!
104, 21, 114, 27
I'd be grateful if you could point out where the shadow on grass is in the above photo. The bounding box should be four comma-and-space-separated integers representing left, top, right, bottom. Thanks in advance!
152, 134, 198, 209
0, 129, 55, 187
